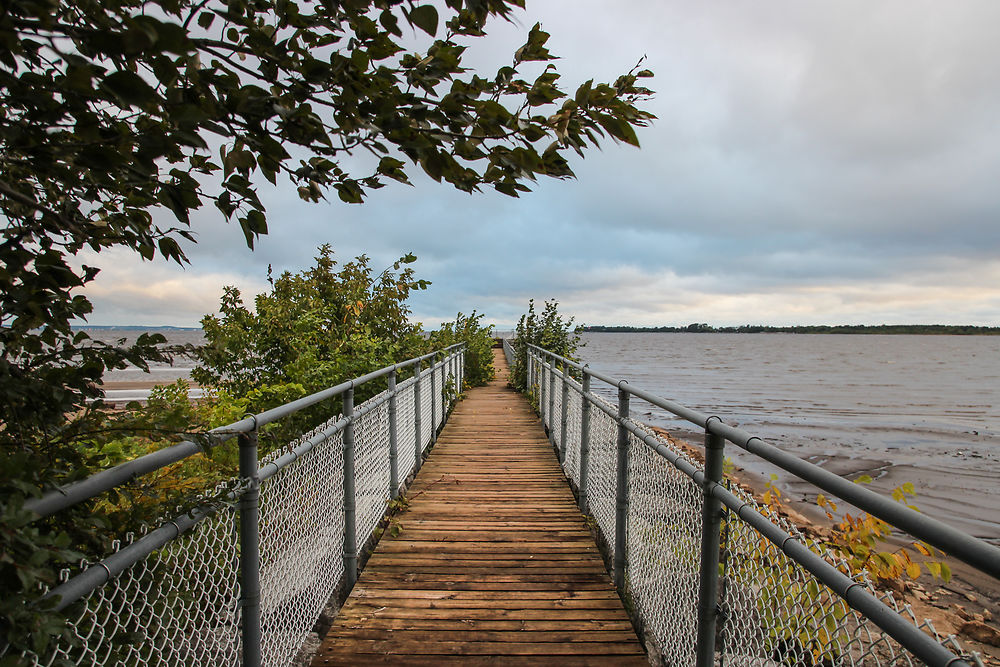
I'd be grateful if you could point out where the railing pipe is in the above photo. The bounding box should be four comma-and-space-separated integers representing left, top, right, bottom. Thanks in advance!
613, 382, 630, 592
25, 439, 219, 520
618, 412, 973, 667
578, 368, 592, 513
559, 361, 570, 463
524, 343, 1000, 581
238, 428, 262, 667
341, 386, 358, 590
388, 368, 399, 499
413, 360, 423, 470
695, 423, 726, 667
26, 344, 464, 521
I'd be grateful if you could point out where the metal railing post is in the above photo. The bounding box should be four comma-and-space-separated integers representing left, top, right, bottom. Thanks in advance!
614, 383, 630, 592
430, 352, 438, 442
238, 429, 262, 667
696, 422, 726, 667
413, 360, 423, 470
559, 361, 569, 463
578, 369, 592, 513
342, 386, 358, 590
547, 356, 556, 439
388, 368, 399, 499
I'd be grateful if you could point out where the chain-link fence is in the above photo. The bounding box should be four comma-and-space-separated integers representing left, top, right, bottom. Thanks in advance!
19, 346, 464, 667
527, 344, 986, 667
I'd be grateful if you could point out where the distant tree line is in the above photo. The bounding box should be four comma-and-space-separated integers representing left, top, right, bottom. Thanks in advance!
581, 324, 1000, 335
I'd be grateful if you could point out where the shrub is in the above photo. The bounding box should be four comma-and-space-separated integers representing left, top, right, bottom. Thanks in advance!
509, 299, 581, 392
428, 311, 496, 388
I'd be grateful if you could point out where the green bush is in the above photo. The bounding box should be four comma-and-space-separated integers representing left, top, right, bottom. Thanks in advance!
428, 311, 496, 388
509, 299, 581, 392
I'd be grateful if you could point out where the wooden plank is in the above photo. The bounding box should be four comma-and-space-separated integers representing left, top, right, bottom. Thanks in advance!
312, 348, 647, 665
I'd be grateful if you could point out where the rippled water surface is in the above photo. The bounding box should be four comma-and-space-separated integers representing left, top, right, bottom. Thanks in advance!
577, 333, 1000, 541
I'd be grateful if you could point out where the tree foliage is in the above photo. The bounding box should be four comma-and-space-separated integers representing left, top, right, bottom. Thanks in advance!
509, 298, 580, 392
428, 310, 495, 388
1, 0, 653, 656
194, 245, 428, 446
1, 0, 654, 449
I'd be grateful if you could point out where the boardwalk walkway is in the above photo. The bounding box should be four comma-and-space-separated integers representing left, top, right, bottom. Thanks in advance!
311, 348, 647, 665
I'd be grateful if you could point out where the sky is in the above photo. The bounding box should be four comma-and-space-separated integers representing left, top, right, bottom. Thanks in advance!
81, 0, 1000, 329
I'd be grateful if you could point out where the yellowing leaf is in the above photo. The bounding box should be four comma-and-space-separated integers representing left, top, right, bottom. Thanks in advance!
906, 562, 921, 579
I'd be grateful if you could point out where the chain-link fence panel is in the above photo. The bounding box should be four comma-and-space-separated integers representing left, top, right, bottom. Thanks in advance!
586, 394, 619, 551
259, 416, 345, 667
562, 376, 583, 488
418, 369, 434, 455
33, 504, 241, 667
353, 392, 392, 550
549, 370, 563, 449
717, 482, 981, 666
432, 364, 444, 432
624, 423, 703, 666
395, 377, 417, 488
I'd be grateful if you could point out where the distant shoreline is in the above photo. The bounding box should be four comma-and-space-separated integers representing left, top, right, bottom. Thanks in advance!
581, 324, 1000, 335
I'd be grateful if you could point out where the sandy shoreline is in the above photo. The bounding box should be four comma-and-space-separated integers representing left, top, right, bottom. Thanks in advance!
650, 426, 1000, 663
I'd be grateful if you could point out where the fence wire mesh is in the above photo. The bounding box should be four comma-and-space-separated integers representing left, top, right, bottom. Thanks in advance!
25, 349, 463, 667
624, 423, 703, 666
259, 419, 345, 667
717, 481, 975, 667
550, 369, 563, 450
395, 377, 417, 488
561, 375, 583, 488
353, 392, 392, 550
419, 368, 434, 454
584, 393, 619, 552
527, 348, 980, 667
36, 505, 242, 667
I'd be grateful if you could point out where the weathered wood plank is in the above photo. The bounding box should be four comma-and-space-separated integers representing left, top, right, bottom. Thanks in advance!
311, 348, 646, 665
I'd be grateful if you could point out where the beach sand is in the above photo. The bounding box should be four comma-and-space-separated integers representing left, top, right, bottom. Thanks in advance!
651, 425, 1000, 663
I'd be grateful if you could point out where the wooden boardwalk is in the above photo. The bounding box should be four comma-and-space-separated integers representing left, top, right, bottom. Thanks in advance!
311, 348, 647, 666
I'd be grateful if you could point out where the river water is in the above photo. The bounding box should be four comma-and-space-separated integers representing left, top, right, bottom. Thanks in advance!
576, 332, 1000, 543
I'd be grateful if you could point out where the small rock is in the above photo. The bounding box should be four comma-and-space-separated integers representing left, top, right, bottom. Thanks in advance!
959, 620, 1000, 648
965, 592, 979, 603
955, 605, 972, 621
984, 609, 993, 622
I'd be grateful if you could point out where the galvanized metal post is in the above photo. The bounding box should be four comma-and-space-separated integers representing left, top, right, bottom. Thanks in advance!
342, 386, 358, 590
237, 429, 262, 667
430, 352, 438, 442
578, 369, 592, 513
695, 423, 726, 667
413, 360, 423, 470
547, 357, 556, 441
559, 361, 570, 463
613, 384, 630, 592
388, 368, 399, 499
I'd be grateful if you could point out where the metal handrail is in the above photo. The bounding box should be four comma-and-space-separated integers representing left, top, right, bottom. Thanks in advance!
38, 344, 465, 622
526, 342, 1000, 581
25, 344, 463, 521
522, 342, 989, 667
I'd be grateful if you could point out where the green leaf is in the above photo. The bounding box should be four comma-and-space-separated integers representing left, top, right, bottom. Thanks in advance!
100, 71, 158, 107
408, 5, 439, 36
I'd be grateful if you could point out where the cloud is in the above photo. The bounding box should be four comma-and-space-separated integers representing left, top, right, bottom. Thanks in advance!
76, 1, 1000, 329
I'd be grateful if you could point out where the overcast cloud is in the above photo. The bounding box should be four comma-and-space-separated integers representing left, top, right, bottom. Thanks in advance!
80, 1, 1000, 328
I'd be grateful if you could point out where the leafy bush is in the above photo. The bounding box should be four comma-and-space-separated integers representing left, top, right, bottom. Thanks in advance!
509, 299, 581, 392
193, 245, 429, 451
428, 311, 496, 388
